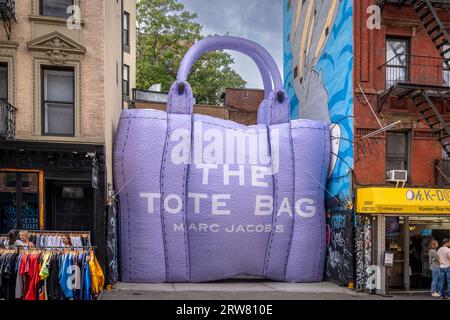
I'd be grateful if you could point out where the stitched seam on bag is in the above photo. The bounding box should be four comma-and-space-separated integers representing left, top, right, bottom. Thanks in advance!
317, 127, 327, 281
121, 118, 132, 280
283, 124, 296, 281
182, 107, 193, 282
264, 94, 280, 277
160, 97, 173, 282
161, 84, 192, 283
263, 125, 277, 277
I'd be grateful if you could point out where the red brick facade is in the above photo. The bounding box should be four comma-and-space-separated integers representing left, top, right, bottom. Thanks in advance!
354, 0, 450, 188
131, 88, 264, 126
225, 88, 264, 125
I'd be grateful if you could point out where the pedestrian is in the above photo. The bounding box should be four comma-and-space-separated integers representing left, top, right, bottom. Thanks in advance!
62, 234, 73, 248
429, 240, 440, 297
438, 238, 450, 299
4, 229, 19, 248
17, 230, 35, 249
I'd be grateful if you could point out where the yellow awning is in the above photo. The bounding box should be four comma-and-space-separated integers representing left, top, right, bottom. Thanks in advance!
357, 188, 450, 215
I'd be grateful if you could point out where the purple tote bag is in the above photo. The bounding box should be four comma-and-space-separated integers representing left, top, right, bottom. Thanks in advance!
114, 36, 331, 283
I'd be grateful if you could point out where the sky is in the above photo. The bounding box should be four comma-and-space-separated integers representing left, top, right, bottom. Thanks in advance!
179, 0, 284, 89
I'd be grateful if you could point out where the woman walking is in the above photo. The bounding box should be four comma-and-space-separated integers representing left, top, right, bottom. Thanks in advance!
429, 240, 440, 297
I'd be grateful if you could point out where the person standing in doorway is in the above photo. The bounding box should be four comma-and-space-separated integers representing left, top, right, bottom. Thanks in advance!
429, 240, 440, 297
438, 238, 450, 299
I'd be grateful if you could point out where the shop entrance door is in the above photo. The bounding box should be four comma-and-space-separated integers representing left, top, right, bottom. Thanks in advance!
46, 181, 94, 232
386, 216, 450, 292
0, 170, 43, 233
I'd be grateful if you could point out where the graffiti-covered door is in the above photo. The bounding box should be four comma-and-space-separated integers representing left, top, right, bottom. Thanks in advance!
0, 170, 43, 233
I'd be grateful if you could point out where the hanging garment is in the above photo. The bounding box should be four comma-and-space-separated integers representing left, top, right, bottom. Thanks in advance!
0, 249, 102, 301
89, 252, 105, 296
24, 254, 41, 300
47, 255, 60, 301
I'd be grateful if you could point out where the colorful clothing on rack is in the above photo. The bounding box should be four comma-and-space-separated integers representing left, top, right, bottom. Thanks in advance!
28, 233, 92, 249
0, 250, 104, 301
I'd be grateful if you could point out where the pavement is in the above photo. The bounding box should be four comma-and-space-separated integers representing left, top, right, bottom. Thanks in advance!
100, 280, 439, 300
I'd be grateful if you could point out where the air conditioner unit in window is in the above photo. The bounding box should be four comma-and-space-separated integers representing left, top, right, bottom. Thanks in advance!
386, 170, 408, 188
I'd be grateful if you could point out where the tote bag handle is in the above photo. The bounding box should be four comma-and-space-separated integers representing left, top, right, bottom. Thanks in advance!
177, 36, 283, 92
168, 36, 289, 125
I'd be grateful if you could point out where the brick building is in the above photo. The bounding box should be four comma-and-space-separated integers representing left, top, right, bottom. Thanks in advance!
131, 87, 264, 126
354, 0, 450, 294
355, 0, 450, 188
225, 88, 264, 125
0, 0, 136, 271
284, 0, 450, 295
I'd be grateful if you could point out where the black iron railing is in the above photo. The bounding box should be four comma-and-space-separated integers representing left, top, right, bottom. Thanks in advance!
379, 0, 450, 9
0, 0, 15, 40
0, 0, 15, 19
436, 159, 450, 187
379, 54, 450, 89
0, 98, 16, 140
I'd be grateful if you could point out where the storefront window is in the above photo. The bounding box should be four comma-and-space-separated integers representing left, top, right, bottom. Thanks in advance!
384, 216, 450, 292
0, 171, 41, 233
20, 173, 40, 231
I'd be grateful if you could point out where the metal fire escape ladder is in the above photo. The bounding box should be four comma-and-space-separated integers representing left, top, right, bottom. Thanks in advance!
412, 90, 450, 157
414, 0, 450, 70
0, 0, 16, 40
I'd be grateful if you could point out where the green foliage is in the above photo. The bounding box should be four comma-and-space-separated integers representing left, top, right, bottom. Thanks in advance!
137, 0, 246, 105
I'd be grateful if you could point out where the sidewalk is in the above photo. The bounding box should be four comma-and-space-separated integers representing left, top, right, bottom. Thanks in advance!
101, 281, 378, 300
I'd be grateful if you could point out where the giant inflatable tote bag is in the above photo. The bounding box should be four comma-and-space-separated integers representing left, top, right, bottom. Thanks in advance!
114, 36, 331, 283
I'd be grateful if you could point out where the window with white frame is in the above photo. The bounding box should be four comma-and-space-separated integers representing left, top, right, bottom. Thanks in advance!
42, 67, 75, 136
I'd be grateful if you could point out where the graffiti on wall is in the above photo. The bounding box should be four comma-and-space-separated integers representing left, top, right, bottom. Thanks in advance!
284, 0, 355, 284
355, 216, 373, 292
326, 209, 354, 284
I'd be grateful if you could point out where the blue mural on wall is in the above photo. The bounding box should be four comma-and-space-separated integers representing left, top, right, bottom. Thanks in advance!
284, 0, 355, 284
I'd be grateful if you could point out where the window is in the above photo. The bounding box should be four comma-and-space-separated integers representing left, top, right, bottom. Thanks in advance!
386, 38, 409, 88
123, 11, 130, 48
123, 64, 130, 97
0, 63, 7, 101
42, 67, 74, 136
386, 131, 409, 172
0, 171, 41, 233
444, 45, 450, 87
40, 0, 74, 18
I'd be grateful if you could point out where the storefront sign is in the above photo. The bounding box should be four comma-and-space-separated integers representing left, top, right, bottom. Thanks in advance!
357, 188, 450, 215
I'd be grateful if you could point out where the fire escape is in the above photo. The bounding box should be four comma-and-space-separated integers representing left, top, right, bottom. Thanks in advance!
0, 0, 15, 40
377, 0, 450, 186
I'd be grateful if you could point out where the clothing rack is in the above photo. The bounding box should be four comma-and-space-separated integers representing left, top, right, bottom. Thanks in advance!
10, 245, 97, 250
21, 230, 92, 250
0, 244, 105, 301
25, 230, 91, 236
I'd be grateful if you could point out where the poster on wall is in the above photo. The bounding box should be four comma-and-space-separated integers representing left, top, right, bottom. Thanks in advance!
283, 0, 355, 284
